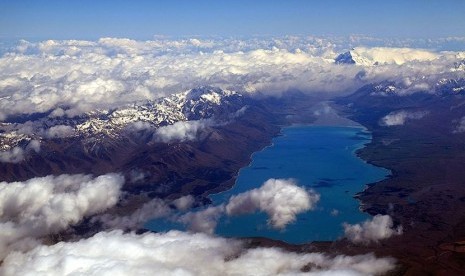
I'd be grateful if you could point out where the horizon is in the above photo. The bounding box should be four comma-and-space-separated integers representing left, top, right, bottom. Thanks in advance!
1, 0, 465, 40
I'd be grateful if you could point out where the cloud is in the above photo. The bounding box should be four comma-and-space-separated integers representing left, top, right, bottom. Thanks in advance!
172, 195, 195, 211
331, 209, 340, 216
0, 139, 40, 163
179, 205, 225, 235
44, 125, 75, 138
26, 139, 41, 152
93, 195, 196, 231
380, 110, 428, 126
0, 230, 396, 276
154, 119, 214, 143
225, 178, 320, 229
1, 37, 464, 120
340, 47, 440, 66
180, 178, 319, 234
0, 173, 124, 260
0, 147, 25, 163
94, 198, 171, 231
343, 215, 403, 244
453, 116, 465, 133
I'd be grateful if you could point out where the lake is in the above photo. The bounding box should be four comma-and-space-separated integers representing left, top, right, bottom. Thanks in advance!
146, 125, 389, 243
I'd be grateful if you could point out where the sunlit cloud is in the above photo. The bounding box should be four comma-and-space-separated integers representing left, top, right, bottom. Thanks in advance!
0, 38, 463, 120
0, 230, 397, 276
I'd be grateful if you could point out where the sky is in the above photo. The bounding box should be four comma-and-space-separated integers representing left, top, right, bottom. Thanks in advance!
1, 0, 465, 40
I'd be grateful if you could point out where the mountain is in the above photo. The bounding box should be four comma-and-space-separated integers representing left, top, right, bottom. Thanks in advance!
332, 73, 465, 274
0, 85, 294, 203
335, 47, 439, 66
0, 86, 244, 152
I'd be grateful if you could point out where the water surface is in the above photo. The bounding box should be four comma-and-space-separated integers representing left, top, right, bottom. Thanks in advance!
147, 125, 389, 243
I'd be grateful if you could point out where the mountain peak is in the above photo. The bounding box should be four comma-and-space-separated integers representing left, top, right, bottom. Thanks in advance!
335, 47, 439, 66
0, 87, 246, 154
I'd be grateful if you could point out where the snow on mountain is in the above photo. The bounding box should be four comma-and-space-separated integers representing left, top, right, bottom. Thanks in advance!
335, 47, 439, 66
452, 59, 465, 72
0, 87, 244, 152
360, 77, 465, 98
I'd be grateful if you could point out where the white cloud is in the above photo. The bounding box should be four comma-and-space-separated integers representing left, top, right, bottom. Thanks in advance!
26, 139, 41, 152
94, 198, 171, 231
380, 110, 428, 126
93, 195, 196, 231
1, 38, 463, 120
154, 119, 213, 143
172, 195, 195, 211
44, 125, 75, 138
179, 178, 319, 234
0, 173, 124, 260
226, 178, 320, 229
179, 205, 225, 235
0, 230, 396, 276
0, 146, 25, 163
346, 47, 440, 66
0, 139, 40, 163
343, 215, 403, 244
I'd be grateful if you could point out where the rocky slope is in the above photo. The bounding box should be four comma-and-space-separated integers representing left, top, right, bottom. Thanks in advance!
333, 80, 465, 274
0, 86, 244, 152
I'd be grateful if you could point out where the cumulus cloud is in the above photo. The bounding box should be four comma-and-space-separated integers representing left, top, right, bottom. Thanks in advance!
0, 139, 40, 163
343, 215, 403, 244
380, 110, 428, 126
0, 230, 396, 276
180, 178, 319, 234
0, 173, 124, 260
44, 125, 75, 138
226, 178, 320, 229
154, 119, 214, 143
1, 37, 463, 119
172, 195, 195, 211
179, 205, 225, 235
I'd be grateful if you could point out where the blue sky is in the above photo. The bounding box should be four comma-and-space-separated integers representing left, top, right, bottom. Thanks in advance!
1, 0, 465, 39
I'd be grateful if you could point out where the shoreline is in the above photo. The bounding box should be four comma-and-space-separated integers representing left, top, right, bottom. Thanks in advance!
204, 122, 389, 243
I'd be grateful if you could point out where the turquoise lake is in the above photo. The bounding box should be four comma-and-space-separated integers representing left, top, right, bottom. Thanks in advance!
146, 125, 389, 244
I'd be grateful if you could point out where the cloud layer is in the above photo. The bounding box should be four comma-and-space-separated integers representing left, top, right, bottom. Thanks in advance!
0, 173, 124, 260
345, 47, 440, 66
343, 215, 403, 244
0, 230, 396, 276
1, 37, 464, 119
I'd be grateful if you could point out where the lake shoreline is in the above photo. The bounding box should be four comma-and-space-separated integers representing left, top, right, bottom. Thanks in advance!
147, 122, 390, 244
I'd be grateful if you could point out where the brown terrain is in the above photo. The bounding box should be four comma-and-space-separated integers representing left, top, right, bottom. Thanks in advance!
193, 86, 465, 276
325, 86, 465, 275
0, 92, 320, 235
3, 85, 465, 275
232, 87, 465, 275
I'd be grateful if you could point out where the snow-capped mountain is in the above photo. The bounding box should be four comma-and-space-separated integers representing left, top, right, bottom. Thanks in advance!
365, 78, 465, 97
335, 47, 439, 66
0, 86, 245, 151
